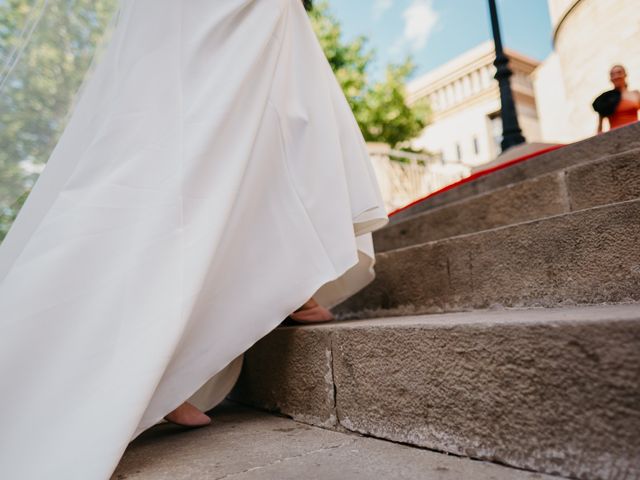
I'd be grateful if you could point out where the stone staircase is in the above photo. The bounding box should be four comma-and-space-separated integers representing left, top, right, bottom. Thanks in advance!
229, 124, 640, 480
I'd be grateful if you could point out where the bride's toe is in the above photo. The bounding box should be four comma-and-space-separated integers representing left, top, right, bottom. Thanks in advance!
288, 298, 335, 323
164, 402, 211, 427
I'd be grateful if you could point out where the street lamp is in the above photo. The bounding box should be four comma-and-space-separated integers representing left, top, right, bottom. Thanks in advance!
487, 0, 526, 151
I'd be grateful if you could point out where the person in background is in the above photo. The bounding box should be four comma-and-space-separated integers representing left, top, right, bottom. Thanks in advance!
595, 65, 640, 133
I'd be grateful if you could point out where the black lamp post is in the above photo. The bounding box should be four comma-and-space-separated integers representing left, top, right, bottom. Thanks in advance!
487, 0, 525, 151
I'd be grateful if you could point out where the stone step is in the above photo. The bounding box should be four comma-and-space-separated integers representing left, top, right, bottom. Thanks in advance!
113, 401, 561, 480
375, 148, 640, 252
230, 304, 640, 480
389, 123, 640, 224
336, 198, 640, 319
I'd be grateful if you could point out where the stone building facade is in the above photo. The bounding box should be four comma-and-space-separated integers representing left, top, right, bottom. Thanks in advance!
406, 41, 541, 169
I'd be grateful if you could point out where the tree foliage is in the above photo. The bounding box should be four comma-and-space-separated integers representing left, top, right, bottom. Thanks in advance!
0, 0, 118, 241
309, 2, 430, 147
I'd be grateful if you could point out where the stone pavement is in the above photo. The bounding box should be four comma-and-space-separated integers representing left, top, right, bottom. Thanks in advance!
112, 401, 561, 480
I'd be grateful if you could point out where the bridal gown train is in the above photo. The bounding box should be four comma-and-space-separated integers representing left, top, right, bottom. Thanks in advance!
0, 1, 388, 478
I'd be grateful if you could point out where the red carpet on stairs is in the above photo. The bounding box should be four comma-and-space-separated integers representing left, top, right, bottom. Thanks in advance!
389, 144, 566, 217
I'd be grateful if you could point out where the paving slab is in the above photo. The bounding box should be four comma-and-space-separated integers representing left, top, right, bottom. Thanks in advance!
112, 402, 560, 480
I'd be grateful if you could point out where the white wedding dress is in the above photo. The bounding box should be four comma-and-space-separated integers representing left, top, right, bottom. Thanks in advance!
0, 1, 388, 478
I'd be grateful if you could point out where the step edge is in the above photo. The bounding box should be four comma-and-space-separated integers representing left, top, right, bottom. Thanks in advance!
278, 303, 640, 331
388, 126, 640, 223
379, 196, 640, 256
383, 146, 640, 231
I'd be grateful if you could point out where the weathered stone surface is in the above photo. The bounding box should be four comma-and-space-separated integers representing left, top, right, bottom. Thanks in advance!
567, 149, 640, 211
374, 172, 569, 252
337, 199, 640, 319
375, 149, 640, 252
229, 327, 336, 428
332, 307, 640, 480
231, 305, 640, 480
113, 401, 559, 480
389, 123, 640, 224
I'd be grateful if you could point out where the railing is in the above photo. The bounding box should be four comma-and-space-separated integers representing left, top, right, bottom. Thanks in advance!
367, 143, 471, 212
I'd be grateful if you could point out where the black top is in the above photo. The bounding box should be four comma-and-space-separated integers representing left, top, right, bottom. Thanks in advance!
592, 89, 621, 117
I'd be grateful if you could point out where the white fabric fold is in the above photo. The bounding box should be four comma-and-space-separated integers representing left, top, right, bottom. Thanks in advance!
0, 1, 388, 478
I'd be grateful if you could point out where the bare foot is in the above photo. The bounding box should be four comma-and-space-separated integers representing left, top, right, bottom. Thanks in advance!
288, 297, 335, 323
164, 402, 211, 427
295, 297, 319, 312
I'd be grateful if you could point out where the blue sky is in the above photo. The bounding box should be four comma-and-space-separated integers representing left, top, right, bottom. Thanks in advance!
324, 0, 553, 80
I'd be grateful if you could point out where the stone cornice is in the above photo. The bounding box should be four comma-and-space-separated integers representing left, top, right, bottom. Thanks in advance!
552, 0, 584, 46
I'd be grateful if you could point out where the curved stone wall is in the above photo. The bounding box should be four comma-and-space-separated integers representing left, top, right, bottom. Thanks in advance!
550, 0, 640, 140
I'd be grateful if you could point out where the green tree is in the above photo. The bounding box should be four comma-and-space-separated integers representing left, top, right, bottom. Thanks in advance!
0, 0, 118, 241
309, 2, 430, 148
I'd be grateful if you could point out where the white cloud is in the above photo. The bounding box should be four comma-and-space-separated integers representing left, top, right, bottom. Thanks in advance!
401, 0, 439, 52
373, 0, 394, 20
